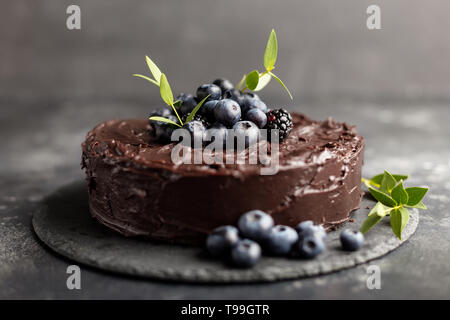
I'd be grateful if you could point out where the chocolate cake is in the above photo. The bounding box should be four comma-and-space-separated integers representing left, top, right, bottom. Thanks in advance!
81, 113, 364, 244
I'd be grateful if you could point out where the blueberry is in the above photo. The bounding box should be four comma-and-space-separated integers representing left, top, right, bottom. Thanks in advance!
297, 235, 325, 259
201, 100, 220, 120
340, 229, 364, 251
233, 121, 260, 148
213, 78, 234, 93
206, 225, 240, 257
196, 84, 222, 102
264, 225, 298, 255
242, 94, 268, 115
223, 88, 244, 106
296, 220, 327, 241
245, 108, 267, 128
149, 106, 173, 118
176, 93, 197, 115
153, 115, 179, 142
204, 122, 228, 146
231, 239, 261, 268
181, 120, 206, 147
238, 210, 274, 242
214, 99, 241, 126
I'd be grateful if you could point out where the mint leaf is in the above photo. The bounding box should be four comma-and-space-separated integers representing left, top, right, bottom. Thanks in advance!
381, 170, 397, 193
149, 116, 181, 127
369, 173, 409, 186
405, 187, 428, 206
269, 71, 293, 100
368, 202, 390, 217
254, 73, 272, 91
145, 55, 162, 85
361, 213, 383, 234
133, 74, 159, 86
390, 207, 410, 240
185, 95, 210, 123
159, 73, 174, 106
236, 74, 246, 90
369, 187, 397, 207
264, 29, 277, 71
245, 70, 260, 91
391, 180, 409, 205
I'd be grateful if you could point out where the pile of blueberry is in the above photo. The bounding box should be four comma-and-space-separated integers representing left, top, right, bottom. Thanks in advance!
206, 210, 364, 268
150, 78, 293, 145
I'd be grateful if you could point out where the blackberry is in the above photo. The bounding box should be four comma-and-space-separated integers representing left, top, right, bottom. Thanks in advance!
182, 113, 211, 128
264, 108, 293, 142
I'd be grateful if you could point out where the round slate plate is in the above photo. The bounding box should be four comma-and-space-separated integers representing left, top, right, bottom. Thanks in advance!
32, 181, 418, 283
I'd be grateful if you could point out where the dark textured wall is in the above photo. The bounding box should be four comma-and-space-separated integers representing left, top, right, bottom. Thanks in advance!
1, 0, 450, 105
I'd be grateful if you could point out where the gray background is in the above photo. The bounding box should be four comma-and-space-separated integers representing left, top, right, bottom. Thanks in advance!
0, 0, 449, 299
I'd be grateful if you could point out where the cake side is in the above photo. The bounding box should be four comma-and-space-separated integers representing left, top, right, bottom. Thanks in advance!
81, 113, 364, 244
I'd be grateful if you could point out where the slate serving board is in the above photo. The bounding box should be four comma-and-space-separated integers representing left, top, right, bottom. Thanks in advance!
32, 181, 418, 283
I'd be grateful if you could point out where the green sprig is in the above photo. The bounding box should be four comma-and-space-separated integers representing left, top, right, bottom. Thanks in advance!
361, 170, 428, 239
237, 29, 293, 99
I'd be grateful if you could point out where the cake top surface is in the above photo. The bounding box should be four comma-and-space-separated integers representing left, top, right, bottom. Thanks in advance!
82, 112, 364, 176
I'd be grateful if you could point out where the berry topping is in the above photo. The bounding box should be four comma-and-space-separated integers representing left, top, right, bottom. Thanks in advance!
264, 108, 293, 142
214, 99, 241, 127
340, 229, 364, 251
196, 84, 222, 102
238, 210, 274, 242
206, 225, 240, 257
245, 108, 267, 129
213, 78, 234, 93
233, 120, 260, 148
241, 93, 268, 115
264, 225, 298, 255
176, 93, 197, 115
223, 88, 244, 106
231, 239, 262, 268
181, 120, 206, 147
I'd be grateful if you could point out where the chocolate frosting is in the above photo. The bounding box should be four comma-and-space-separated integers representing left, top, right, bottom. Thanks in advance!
81, 113, 364, 244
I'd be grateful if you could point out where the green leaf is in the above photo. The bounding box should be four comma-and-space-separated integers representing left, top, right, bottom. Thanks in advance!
236, 74, 246, 90
405, 201, 427, 210
145, 55, 162, 85
369, 173, 409, 186
269, 71, 293, 100
405, 187, 428, 206
253, 73, 272, 91
368, 202, 390, 217
148, 116, 181, 127
361, 213, 383, 234
369, 187, 397, 207
173, 100, 182, 108
185, 95, 210, 123
159, 73, 174, 106
245, 70, 260, 90
391, 180, 409, 205
264, 29, 277, 71
381, 170, 397, 193
133, 74, 159, 86
390, 207, 410, 240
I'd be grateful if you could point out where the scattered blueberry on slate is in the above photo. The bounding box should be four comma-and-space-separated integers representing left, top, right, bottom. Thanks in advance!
196, 84, 222, 102
296, 220, 327, 241
264, 225, 299, 255
176, 93, 198, 115
340, 229, 364, 251
233, 121, 260, 148
214, 99, 242, 127
231, 239, 262, 268
206, 225, 240, 257
238, 210, 274, 242
213, 78, 235, 93
297, 234, 326, 259
245, 108, 267, 129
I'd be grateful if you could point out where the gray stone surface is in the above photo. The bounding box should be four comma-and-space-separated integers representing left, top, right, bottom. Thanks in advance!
32, 181, 419, 283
